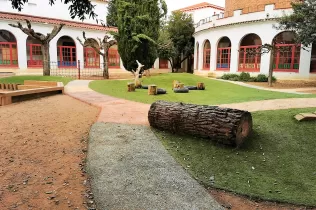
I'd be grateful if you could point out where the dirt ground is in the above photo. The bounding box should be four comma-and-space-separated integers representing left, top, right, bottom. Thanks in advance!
210, 189, 315, 210
0, 95, 99, 210
246, 80, 316, 89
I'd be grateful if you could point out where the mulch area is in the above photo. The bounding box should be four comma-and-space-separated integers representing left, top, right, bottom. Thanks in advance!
0, 95, 99, 209
246, 80, 316, 89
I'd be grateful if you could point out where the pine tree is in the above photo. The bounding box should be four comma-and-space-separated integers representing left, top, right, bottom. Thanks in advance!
112, 0, 167, 73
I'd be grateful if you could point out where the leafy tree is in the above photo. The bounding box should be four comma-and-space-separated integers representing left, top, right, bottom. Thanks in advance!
107, 0, 118, 27
157, 28, 176, 69
165, 11, 195, 72
9, 0, 98, 21
77, 32, 117, 79
112, 0, 167, 83
277, 0, 316, 46
9, 20, 64, 76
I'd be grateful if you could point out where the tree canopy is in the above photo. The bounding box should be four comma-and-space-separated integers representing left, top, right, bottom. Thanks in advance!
9, 0, 97, 21
113, 0, 167, 71
278, 0, 316, 46
158, 11, 195, 72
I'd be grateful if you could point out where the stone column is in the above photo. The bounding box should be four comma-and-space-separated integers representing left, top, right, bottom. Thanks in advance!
299, 45, 312, 78
16, 32, 28, 70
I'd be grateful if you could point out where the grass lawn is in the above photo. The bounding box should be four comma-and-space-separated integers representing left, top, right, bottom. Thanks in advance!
0, 76, 73, 85
90, 73, 315, 105
154, 108, 316, 206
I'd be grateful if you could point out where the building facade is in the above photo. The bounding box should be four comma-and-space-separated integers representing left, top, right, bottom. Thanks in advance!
193, 0, 316, 79
0, 0, 169, 75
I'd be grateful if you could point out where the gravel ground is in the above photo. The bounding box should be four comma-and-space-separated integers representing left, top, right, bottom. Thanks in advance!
0, 95, 99, 209
87, 122, 224, 210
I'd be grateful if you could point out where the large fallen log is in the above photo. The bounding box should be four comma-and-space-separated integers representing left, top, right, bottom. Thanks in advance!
148, 101, 252, 147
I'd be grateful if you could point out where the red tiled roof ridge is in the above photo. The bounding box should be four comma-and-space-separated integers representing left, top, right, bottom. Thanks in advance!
175, 2, 224, 12
0, 11, 118, 32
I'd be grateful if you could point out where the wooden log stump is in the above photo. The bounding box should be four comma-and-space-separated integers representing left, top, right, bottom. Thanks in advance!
0, 83, 3, 89
148, 85, 158, 95
127, 82, 136, 92
172, 80, 180, 89
174, 83, 184, 89
135, 80, 142, 88
148, 101, 253, 147
197, 82, 205, 90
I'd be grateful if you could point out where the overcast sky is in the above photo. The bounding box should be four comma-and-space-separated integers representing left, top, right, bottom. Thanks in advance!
165, 0, 225, 14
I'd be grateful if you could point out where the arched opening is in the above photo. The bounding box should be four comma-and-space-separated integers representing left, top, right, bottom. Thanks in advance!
57, 36, 76, 67
217, 37, 231, 70
196, 42, 199, 69
108, 45, 120, 68
203, 40, 211, 69
239, 33, 262, 72
310, 43, 316, 73
26, 35, 43, 67
159, 58, 169, 69
0, 30, 18, 67
273, 31, 300, 72
84, 39, 100, 68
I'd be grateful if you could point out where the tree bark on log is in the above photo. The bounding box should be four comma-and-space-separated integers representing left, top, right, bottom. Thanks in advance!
148, 101, 253, 147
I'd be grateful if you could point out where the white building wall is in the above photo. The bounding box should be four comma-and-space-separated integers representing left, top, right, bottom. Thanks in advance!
0, 19, 112, 71
194, 5, 315, 79
0, 0, 107, 25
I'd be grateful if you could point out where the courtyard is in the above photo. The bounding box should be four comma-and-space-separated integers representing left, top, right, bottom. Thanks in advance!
0, 74, 316, 209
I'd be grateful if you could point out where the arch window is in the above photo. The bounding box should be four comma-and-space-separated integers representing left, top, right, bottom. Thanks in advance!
203, 40, 211, 69
108, 45, 120, 68
57, 36, 77, 68
239, 34, 262, 72
0, 30, 18, 67
273, 32, 300, 72
84, 39, 100, 68
26, 35, 43, 67
217, 37, 231, 70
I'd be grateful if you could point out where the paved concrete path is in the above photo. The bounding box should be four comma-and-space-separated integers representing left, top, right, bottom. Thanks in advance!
88, 123, 224, 210
65, 80, 150, 125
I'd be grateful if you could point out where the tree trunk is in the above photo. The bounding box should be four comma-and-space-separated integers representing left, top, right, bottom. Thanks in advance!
148, 101, 253, 147
42, 43, 50, 76
103, 52, 109, 79
268, 49, 274, 87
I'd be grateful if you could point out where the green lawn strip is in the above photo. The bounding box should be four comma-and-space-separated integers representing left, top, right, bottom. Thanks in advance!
89, 73, 315, 105
0, 76, 73, 86
153, 107, 316, 206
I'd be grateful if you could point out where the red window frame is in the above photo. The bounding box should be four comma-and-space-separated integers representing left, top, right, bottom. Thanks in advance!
0, 42, 18, 67
108, 48, 120, 68
27, 43, 43, 67
274, 44, 300, 72
84, 47, 100, 68
203, 48, 210, 69
217, 47, 231, 70
159, 59, 169, 69
57, 46, 77, 68
239, 45, 261, 72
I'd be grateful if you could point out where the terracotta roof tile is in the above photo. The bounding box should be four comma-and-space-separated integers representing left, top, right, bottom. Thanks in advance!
0, 12, 117, 32
176, 2, 224, 12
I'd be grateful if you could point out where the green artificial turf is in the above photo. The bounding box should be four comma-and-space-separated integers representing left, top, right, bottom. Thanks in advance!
89, 73, 315, 105
0, 76, 73, 85
154, 108, 316, 206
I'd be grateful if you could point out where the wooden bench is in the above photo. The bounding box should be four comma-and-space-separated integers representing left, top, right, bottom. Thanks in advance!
0, 80, 64, 106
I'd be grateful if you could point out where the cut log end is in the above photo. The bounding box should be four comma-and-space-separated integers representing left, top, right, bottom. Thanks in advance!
148, 85, 158, 95
197, 82, 205, 90
127, 82, 136, 92
235, 113, 253, 146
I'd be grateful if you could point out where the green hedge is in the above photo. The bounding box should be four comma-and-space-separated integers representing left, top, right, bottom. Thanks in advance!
221, 72, 277, 82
